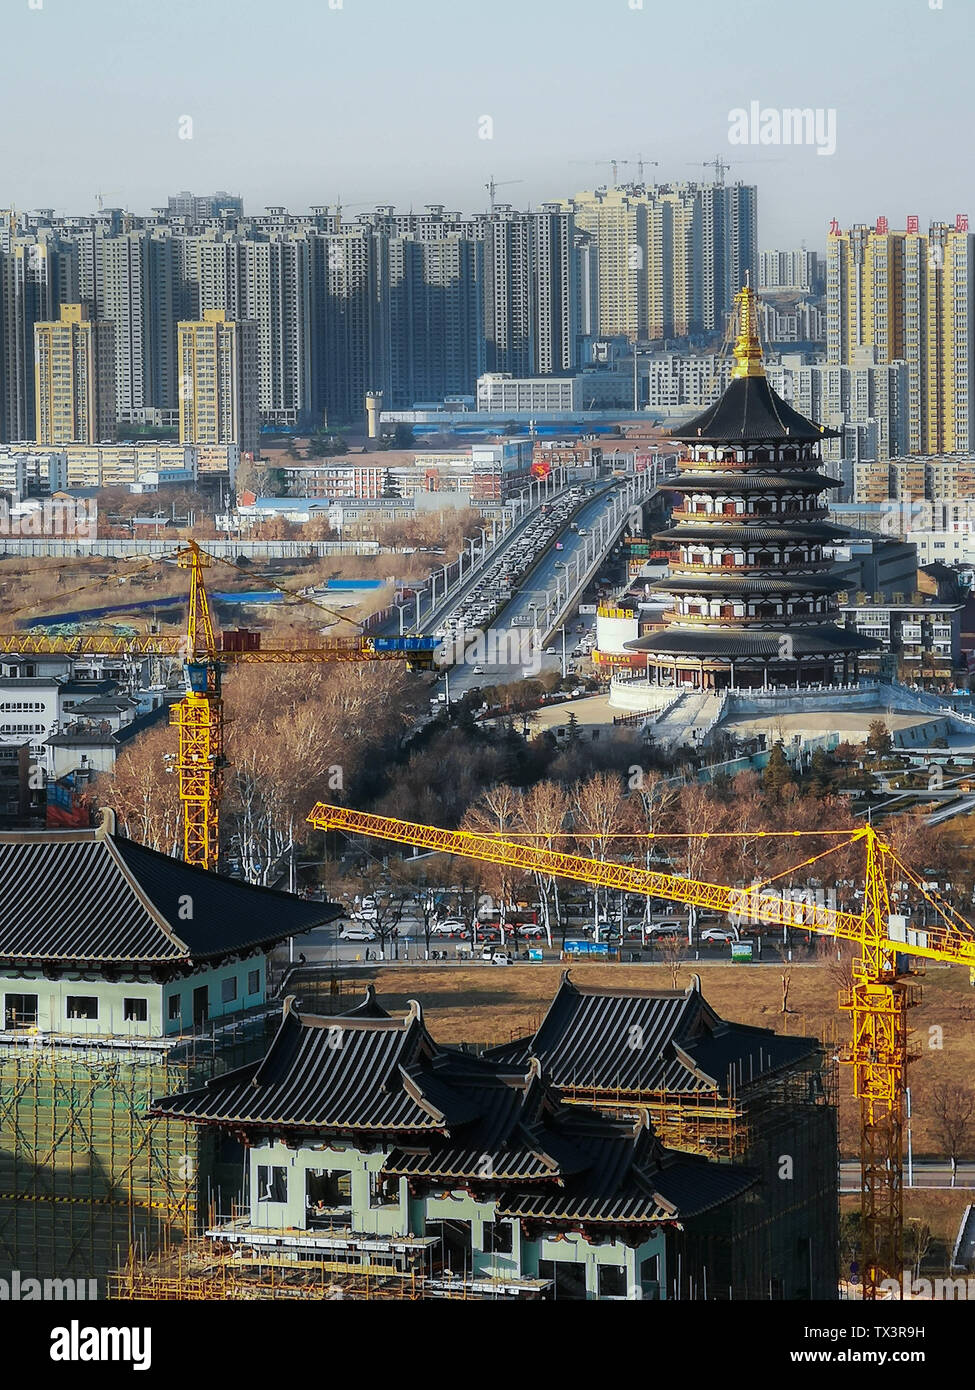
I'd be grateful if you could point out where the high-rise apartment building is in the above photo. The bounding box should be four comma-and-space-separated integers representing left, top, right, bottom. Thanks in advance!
166, 190, 244, 222
564, 181, 756, 342
177, 309, 259, 455
758, 249, 823, 293
483, 208, 577, 376
95, 230, 180, 420
33, 304, 116, 446
0, 233, 77, 443
826, 216, 975, 454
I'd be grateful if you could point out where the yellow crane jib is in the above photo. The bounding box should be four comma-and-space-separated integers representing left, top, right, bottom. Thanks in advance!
305, 802, 975, 1299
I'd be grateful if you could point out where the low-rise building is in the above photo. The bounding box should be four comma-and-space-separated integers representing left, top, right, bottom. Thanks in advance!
0, 811, 335, 1039
839, 597, 963, 682
146, 986, 762, 1300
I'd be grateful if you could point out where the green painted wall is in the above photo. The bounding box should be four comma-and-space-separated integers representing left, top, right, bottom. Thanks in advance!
163, 954, 266, 1035
1, 951, 266, 1040
0, 971, 164, 1037
245, 1137, 668, 1299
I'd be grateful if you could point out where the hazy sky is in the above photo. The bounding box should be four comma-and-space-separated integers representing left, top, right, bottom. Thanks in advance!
5, 0, 972, 246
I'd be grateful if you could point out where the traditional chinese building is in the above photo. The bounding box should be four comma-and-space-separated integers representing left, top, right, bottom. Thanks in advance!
487, 975, 839, 1299
627, 283, 877, 689
142, 988, 760, 1300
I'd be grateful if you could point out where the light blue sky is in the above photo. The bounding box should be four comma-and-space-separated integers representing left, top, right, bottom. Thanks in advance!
5, 0, 971, 246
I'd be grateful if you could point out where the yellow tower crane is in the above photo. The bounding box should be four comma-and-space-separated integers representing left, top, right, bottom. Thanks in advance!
306, 802, 975, 1300
0, 543, 436, 871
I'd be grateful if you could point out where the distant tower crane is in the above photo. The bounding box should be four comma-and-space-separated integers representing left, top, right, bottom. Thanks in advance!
485, 177, 524, 212
570, 159, 625, 187
0, 544, 436, 871
306, 802, 975, 1302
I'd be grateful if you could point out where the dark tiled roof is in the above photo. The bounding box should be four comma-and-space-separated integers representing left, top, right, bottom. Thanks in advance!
153, 991, 759, 1226
496, 1115, 757, 1225
486, 975, 819, 1098
650, 574, 845, 596
0, 824, 335, 964
627, 624, 879, 658
656, 522, 845, 545
151, 999, 471, 1132
671, 375, 836, 444
661, 470, 842, 492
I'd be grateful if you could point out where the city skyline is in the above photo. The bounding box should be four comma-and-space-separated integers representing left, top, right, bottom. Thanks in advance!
4, 0, 971, 245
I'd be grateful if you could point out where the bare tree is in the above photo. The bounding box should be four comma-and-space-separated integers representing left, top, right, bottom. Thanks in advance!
335, 864, 409, 959
658, 932, 687, 989
574, 772, 626, 935
462, 784, 523, 943
931, 1082, 975, 1186
97, 725, 182, 854
515, 780, 570, 947
905, 1219, 932, 1280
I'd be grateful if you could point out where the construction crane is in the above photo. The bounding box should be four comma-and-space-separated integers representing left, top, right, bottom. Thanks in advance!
485, 177, 524, 213
623, 155, 659, 183
305, 802, 975, 1301
0, 544, 436, 871
570, 159, 624, 186
690, 157, 770, 185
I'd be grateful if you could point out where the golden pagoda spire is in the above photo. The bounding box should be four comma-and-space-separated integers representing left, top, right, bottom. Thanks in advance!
731, 274, 765, 379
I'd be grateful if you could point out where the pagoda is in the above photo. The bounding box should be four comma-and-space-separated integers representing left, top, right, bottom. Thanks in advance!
627, 283, 878, 690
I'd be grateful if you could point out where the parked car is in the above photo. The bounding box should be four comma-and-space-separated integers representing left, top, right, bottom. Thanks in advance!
432, 918, 467, 936
648, 922, 683, 938
339, 924, 376, 942
700, 926, 738, 944
481, 949, 512, 965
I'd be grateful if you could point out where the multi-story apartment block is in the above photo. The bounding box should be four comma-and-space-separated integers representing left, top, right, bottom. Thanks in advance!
827, 216, 975, 454
840, 598, 962, 682
483, 208, 577, 377
2, 440, 198, 489
771, 352, 910, 463
476, 373, 577, 412
641, 353, 733, 409
758, 249, 824, 293
759, 296, 826, 344
0, 447, 67, 501
177, 309, 259, 455
564, 181, 757, 343
34, 304, 116, 445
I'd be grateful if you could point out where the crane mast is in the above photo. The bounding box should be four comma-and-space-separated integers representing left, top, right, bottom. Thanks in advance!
0, 543, 437, 872
306, 800, 975, 1299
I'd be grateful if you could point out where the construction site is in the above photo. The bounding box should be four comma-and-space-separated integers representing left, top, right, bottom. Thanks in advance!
0, 515, 972, 1303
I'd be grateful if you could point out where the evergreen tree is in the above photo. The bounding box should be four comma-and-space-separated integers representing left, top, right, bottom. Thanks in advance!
763, 741, 793, 796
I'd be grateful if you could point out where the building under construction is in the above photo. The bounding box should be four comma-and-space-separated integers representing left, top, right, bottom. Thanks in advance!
114, 981, 837, 1301
486, 975, 840, 1299
0, 814, 337, 1291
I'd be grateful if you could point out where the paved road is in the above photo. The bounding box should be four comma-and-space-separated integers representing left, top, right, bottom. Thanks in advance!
438, 487, 632, 698
839, 1160, 975, 1192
